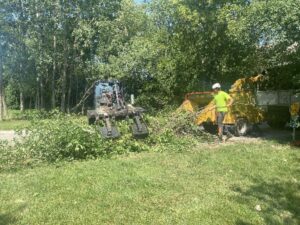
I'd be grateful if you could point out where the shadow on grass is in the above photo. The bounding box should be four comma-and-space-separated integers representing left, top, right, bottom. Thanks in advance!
233, 176, 300, 225
0, 212, 17, 225
0, 205, 26, 225
201, 123, 298, 145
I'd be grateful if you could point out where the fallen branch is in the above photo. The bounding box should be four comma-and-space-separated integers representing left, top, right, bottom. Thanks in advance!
71, 81, 97, 112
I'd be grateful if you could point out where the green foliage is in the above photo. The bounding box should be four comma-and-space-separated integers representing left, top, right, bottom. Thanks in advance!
0, 111, 215, 170
5, 84, 19, 109
1, 0, 300, 111
10, 109, 65, 120
10, 117, 150, 164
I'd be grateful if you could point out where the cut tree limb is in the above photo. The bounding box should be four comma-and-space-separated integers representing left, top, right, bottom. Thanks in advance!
71, 81, 97, 112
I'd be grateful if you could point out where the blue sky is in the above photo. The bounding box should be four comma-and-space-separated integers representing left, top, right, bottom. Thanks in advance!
135, 0, 147, 4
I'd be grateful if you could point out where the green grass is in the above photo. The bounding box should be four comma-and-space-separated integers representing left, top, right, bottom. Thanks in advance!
0, 141, 299, 225
0, 120, 30, 130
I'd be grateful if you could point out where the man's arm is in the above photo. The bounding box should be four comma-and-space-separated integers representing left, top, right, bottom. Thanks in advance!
210, 99, 217, 110
227, 96, 234, 107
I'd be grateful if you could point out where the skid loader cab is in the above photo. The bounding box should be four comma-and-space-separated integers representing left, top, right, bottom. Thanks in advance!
87, 80, 149, 139
94, 80, 125, 110
95, 82, 114, 107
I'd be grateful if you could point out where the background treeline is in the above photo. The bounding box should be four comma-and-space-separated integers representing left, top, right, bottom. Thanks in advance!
0, 0, 299, 114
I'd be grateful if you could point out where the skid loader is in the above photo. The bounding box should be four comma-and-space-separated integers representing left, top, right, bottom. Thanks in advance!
87, 80, 149, 139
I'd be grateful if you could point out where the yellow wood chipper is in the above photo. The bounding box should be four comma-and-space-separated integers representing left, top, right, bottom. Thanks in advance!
180, 74, 300, 136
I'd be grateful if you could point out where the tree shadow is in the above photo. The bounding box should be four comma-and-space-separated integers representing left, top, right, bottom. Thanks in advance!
0, 212, 17, 225
235, 219, 253, 225
232, 175, 300, 225
0, 205, 26, 225
241, 123, 300, 145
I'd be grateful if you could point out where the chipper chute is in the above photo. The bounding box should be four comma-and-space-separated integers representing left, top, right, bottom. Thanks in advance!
87, 80, 149, 139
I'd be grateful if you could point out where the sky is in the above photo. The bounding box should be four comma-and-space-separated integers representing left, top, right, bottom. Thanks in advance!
135, 0, 147, 4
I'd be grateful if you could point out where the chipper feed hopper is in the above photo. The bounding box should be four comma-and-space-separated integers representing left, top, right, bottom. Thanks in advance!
87, 80, 148, 139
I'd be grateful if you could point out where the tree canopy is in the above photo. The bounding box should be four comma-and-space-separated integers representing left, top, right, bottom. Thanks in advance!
0, 0, 299, 114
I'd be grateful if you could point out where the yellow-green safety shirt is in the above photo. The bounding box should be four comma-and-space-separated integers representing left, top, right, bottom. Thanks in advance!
213, 91, 231, 112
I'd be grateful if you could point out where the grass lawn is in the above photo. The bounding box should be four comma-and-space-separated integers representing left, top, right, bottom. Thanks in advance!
0, 141, 299, 225
0, 120, 30, 131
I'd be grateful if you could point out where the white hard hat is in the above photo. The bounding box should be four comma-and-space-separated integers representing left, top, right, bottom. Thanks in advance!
212, 83, 221, 89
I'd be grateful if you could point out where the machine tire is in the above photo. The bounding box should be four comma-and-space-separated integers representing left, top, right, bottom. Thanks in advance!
235, 118, 249, 137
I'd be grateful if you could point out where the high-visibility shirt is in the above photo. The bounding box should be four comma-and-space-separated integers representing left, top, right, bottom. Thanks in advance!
213, 91, 231, 112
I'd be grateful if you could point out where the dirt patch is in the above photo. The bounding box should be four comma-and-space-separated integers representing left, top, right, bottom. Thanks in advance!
0, 131, 17, 142
226, 123, 294, 145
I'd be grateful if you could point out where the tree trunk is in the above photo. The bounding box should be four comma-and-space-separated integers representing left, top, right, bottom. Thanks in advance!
35, 80, 40, 110
29, 97, 32, 109
0, 54, 4, 121
60, 23, 68, 112
81, 84, 87, 114
2, 93, 7, 118
51, 35, 56, 109
40, 77, 44, 109
20, 91, 25, 111
61, 48, 67, 112
60, 1, 67, 112
67, 74, 72, 113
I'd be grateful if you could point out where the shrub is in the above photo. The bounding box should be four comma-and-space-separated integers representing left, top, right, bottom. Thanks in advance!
0, 111, 214, 170
10, 109, 65, 120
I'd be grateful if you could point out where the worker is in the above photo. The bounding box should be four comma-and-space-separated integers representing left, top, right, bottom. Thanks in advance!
211, 83, 234, 141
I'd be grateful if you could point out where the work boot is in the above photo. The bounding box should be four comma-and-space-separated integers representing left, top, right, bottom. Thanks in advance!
218, 134, 223, 142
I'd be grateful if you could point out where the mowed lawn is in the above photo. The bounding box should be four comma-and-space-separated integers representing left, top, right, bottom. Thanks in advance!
1, 142, 299, 225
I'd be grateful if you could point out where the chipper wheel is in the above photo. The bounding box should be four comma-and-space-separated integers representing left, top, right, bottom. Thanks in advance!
234, 118, 250, 136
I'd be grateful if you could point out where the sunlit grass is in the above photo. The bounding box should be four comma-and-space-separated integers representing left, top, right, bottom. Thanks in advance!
0, 120, 30, 130
1, 142, 299, 225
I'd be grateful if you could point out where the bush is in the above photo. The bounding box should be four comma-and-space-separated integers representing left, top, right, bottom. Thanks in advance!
0, 111, 214, 170
151, 111, 215, 141
10, 109, 65, 120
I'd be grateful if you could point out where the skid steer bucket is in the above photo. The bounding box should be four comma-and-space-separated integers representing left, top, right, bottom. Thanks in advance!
100, 117, 120, 138
131, 114, 149, 138
100, 126, 120, 139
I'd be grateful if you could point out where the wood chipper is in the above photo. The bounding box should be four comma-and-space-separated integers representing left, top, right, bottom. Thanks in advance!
180, 74, 300, 136
180, 75, 265, 136
87, 80, 149, 139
